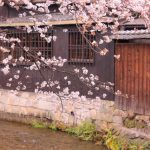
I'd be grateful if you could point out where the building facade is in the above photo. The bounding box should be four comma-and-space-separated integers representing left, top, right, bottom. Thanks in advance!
0, 3, 150, 116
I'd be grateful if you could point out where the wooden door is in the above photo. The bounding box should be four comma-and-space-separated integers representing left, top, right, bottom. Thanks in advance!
115, 43, 150, 115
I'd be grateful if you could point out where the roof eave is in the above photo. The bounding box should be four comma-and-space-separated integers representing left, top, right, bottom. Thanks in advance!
0, 20, 82, 27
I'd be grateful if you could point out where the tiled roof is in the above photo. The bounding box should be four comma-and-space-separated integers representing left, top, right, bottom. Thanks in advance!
111, 29, 150, 39
123, 18, 147, 26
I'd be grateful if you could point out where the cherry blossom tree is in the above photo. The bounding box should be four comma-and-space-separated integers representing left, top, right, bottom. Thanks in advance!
0, 0, 149, 106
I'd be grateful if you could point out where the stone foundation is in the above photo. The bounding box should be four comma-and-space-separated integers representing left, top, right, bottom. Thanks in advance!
0, 89, 116, 127
0, 89, 150, 138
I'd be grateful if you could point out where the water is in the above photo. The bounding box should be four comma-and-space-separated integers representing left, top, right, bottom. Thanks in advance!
0, 120, 107, 150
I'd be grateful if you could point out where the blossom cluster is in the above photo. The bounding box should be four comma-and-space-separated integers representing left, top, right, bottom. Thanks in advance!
58, 0, 150, 32
0, 0, 149, 101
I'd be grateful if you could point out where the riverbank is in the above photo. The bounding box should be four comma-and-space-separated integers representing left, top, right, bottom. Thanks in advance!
29, 119, 150, 150
0, 120, 107, 150
0, 111, 150, 150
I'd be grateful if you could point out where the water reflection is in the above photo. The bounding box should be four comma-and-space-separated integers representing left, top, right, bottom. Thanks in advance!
0, 120, 107, 150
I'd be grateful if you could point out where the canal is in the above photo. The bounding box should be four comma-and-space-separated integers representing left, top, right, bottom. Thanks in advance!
0, 120, 107, 150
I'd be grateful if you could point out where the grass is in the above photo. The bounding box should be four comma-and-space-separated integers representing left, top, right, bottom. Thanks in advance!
48, 122, 58, 131
104, 129, 150, 150
31, 120, 47, 129
30, 119, 150, 150
65, 121, 96, 141
123, 118, 147, 129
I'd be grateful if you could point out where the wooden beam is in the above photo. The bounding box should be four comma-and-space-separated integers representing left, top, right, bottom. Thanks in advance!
0, 20, 82, 27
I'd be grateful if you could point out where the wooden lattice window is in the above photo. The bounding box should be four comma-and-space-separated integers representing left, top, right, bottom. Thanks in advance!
0, 29, 53, 64
68, 29, 95, 64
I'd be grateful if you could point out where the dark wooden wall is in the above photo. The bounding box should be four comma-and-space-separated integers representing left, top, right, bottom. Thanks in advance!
115, 43, 150, 115
52, 27, 114, 99
0, 5, 8, 20
0, 2, 115, 99
0, 4, 18, 19
0, 26, 115, 100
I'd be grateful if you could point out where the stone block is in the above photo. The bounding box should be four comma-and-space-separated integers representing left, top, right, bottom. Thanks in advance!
95, 120, 102, 131
25, 99, 33, 107
11, 106, 20, 114
76, 119, 84, 125
61, 113, 69, 124
113, 116, 123, 125
113, 109, 127, 118
96, 113, 113, 122
54, 111, 62, 121
6, 105, 13, 113
98, 105, 107, 113
83, 104, 93, 110
80, 111, 90, 120
20, 106, 28, 115
0, 103, 5, 111
17, 98, 28, 107
64, 102, 74, 112
36, 100, 51, 111
20, 92, 30, 99
98, 121, 110, 131
135, 115, 150, 123
74, 102, 83, 109
68, 115, 75, 126
103, 101, 114, 107
147, 122, 150, 127
90, 109, 97, 119
127, 110, 136, 119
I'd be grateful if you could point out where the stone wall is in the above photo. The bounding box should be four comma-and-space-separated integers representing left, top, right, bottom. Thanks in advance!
0, 89, 117, 127
0, 89, 150, 135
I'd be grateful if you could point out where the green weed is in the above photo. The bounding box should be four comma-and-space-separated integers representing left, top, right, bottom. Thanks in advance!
66, 121, 96, 141
31, 120, 47, 129
48, 122, 58, 131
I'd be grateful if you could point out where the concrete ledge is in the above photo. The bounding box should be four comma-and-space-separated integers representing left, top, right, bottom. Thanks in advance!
0, 111, 52, 125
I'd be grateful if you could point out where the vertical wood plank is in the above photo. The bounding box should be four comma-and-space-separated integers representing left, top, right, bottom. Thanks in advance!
115, 43, 150, 115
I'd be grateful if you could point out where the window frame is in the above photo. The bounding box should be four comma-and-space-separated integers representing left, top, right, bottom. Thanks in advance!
68, 28, 95, 64
0, 28, 53, 66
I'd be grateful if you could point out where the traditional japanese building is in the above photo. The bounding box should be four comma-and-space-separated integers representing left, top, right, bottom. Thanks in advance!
0, 2, 150, 116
